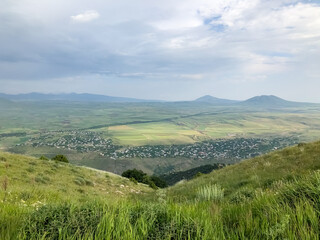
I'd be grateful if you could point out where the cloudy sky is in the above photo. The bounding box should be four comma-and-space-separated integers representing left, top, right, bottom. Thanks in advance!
1, 0, 320, 101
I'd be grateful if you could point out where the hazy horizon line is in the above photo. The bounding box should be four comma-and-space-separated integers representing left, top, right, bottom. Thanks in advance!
1, 91, 319, 104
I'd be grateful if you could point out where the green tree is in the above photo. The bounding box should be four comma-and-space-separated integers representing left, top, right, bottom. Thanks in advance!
122, 169, 146, 182
39, 155, 48, 161
52, 155, 69, 163
150, 176, 168, 188
122, 169, 167, 189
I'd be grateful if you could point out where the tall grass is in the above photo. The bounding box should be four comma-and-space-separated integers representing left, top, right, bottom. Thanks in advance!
196, 184, 224, 202
1, 170, 320, 239
16, 201, 207, 240
1, 173, 320, 239
2, 142, 320, 239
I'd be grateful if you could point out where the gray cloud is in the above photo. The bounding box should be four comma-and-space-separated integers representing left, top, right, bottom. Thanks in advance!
0, 0, 319, 102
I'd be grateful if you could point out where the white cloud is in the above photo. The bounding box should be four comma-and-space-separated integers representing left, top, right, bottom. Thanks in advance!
71, 10, 100, 23
1, 0, 320, 101
152, 18, 202, 30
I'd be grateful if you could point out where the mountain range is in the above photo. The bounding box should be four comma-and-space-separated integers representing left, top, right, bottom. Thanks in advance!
0, 92, 316, 106
0, 93, 157, 103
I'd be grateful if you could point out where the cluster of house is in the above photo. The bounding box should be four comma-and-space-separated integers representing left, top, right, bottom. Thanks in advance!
112, 137, 296, 160
20, 131, 298, 161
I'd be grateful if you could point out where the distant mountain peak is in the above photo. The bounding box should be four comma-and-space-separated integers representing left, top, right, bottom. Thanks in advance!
194, 95, 238, 104
195, 95, 219, 101
242, 95, 295, 107
249, 95, 283, 99
245, 95, 287, 102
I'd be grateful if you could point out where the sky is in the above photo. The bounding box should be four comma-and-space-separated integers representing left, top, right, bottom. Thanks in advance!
0, 0, 320, 102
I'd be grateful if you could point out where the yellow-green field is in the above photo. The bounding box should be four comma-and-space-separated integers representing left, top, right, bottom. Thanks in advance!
1, 101, 320, 147
106, 122, 206, 146
100, 111, 320, 145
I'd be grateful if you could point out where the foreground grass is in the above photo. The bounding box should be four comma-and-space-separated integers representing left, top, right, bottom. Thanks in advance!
1, 141, 320, 239
2, 172, 320, 239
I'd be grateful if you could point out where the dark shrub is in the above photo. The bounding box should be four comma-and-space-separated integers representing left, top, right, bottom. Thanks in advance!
122, 169, 167, 189
52, 155, 69, 163
39, 155, 48, 160
150, 176, 168, 188
122, 169, 146, 182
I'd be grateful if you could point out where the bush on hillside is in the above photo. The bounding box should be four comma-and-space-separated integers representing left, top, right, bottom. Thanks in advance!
150, 176, 168, 188
52, 155, 69, 163
39, 155, 48, 160
122, 169, 167, 188
122, 169, 146, 182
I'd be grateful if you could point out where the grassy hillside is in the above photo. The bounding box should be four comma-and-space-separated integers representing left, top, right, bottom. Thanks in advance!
0, 151, 151, 203
2, 141, 320, 239
0, 151, 153, 239
161, 141, 320, 239
168, 141, 320, 200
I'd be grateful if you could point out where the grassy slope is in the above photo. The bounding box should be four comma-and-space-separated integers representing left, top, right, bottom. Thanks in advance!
0, 152, 154, 239
2, 141, 320, 239
154, 141, 320, 239
0, 151, 151, 204
168, 141, 320, 200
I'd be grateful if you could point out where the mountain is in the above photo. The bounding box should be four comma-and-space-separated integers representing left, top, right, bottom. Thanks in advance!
194, 95, 238, 104
0, 93, 160, 103
240, 95, 301, 107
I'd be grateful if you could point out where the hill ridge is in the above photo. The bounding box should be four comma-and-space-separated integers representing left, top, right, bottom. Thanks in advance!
240, 94, 300, 107
168, 140, 320, 200
0, 92, 161, 103
194, 95, 238, 104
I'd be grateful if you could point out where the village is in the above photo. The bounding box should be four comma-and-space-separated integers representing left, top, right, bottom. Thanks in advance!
20, 130, 299, 162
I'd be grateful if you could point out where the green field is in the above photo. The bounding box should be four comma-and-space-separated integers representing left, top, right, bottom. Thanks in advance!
105, 122, 206, 145
104, 111, 320, 145
1, 101, 320, 147
1, 100, 320, 175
